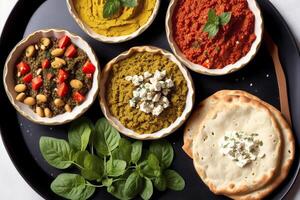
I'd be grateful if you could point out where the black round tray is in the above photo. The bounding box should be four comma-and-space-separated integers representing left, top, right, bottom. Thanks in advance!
0, 0, 299, 199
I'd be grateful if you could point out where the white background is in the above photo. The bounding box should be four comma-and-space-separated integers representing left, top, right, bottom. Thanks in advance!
0, 0, 299, 199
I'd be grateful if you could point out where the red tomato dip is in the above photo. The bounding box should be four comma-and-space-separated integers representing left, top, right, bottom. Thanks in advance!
172, 0, 256, 69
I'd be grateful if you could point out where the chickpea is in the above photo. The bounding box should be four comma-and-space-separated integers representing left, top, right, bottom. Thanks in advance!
25, 45, 35, 57
44, 108, 52, 118
51, 57, 66, 69
16, 93, 26, 102
54, 98, 64, 107
24, 97, 36, 106
64, 104, 72, 112
51, 48, 65, 57
14, 84, 27, 93
36, 107, 44, 117
70, 79, 83, 89
40, 37, 51, 48
36, 94, 47, 103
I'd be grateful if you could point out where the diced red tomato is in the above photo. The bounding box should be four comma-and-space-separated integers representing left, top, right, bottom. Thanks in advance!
32, 77, 43, 90
57, 82, 68, 97
22, 73, 33, 83
86, 73, 93, 79
65, 44, 77, 58
58, 35, 70, 49
57, 69, 68, 83
73, 92, 85, 103
17, 61, 30, 75
46, 73, 53, 80
82, 61, 96, 74
42, 59, 50, 69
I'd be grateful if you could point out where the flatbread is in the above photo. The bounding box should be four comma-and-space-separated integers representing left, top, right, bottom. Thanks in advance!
183, 90, 295, 199
192, 95, 282, 195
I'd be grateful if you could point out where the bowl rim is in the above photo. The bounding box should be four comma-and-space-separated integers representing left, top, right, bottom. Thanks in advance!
99, 45, 195, 140
66, 0, 161, 44
165, 0, 264, 76
3, 28, 101, 125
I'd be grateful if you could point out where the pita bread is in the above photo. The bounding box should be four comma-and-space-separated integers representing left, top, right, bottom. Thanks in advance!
192, 95, 282, 195
184, 90, 295, 199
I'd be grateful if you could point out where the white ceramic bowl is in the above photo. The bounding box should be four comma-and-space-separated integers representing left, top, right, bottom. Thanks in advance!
99, 46, 195, 140
166, 0, 263, 76
66, 0, 161, 43
3, 29, 100, 125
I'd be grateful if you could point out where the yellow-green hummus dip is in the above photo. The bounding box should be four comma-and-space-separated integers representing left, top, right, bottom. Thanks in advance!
106, 52, 188, 134
73, 0, 156, 37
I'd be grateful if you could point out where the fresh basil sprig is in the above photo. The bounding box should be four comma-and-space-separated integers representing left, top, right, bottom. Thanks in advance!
39, 117, 185, 200
103, 0, 138, 18
203, 9, 232, 38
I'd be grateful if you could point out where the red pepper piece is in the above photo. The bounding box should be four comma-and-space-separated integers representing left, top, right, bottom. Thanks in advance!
82, 61, 96, 74
57, 82, 69, 97
32, 76, 43, 90
57, 69, 68, 84
22, 73, 33, 83
73, 91, 85, 103
42, 59, 50, 69
65, 44, 77, 58
58, 35, 71, 49
17, 61, 30, 75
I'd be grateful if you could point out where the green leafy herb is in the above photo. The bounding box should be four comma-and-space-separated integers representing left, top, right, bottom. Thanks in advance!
39, 117, 185, 200
81, 154, 104, 181
106, 159, 127, 177
149, 140, 174, 169
68, 118, 93, 152
124, 171, 143, 198
140, 177, 153, 200
131, 141, 142, 164
103, 0, 138, 19
203, 9, 232, 38
50, 173, 95, 200
39, 137, 73, 169
94, 118, 120, 156
164, 169, 185, 191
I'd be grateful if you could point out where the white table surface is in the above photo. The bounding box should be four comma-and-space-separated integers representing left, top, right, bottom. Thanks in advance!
0, 0, 299, 199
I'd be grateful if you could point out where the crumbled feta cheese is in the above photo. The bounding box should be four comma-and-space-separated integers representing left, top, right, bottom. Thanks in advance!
143, 71, 152, 79
152, 93, 161, 102
220, 131, 263, 168
152, 105, 164, 116
165, 79, 174, 88
125, 70, 174, 116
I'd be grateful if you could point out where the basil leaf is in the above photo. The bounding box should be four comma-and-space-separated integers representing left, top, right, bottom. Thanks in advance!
139, 161, 161, 178
107, 180, 129, 200
140, 177, 153, 200
149, 140, 174, 169
203, 23, 219, 38
124, 171, 143, 198
103, 0, 121, 18
94, 118, 120, 156
50, 173, 95, 200
112, 138, 132, 163
102, 178, 113, 187
81, 154, 104, 181
131, 141, 142, 164
153, 175, 167, 191
73, 150, 89, 167
219, 12, 232, 26
39, 137, 73, 169
164, 169, 185, 191
120, 0, 137, 7
107, 159, 127, 177
207, 9, 219, 25
147, 153, 160, 170
68, 118, 92, 151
